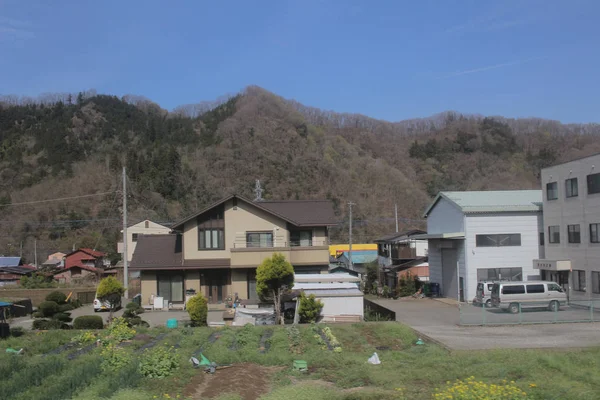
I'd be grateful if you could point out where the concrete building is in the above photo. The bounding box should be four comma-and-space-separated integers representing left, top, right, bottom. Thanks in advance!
534, 153, 600, 299
420, 191, 543, 302
130, 194, 337, 307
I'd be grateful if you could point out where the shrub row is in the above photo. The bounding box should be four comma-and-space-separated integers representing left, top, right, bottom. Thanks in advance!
73, 316, 104, 330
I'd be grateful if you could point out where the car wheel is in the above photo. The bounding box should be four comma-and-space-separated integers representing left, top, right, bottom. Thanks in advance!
485, 299, 492, 308
508, 303, 520, 314
548, 300, 559, 312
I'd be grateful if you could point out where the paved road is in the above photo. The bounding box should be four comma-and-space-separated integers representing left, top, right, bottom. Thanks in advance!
371, 298, 600, 350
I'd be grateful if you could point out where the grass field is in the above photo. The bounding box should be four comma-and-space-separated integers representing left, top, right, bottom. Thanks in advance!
1, 322, 599, 399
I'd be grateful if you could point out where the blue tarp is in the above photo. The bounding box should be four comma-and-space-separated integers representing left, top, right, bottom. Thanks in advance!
0, 301, 12, 307
338, 251, 377, 264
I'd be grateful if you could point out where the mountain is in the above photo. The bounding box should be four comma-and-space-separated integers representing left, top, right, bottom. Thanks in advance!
1, 86, 600, 264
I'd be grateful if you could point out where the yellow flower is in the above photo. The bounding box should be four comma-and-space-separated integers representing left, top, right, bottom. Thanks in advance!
529, 383, 537, 388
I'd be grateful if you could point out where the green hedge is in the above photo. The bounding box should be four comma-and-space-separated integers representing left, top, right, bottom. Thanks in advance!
32, 319, 64, 330
53, 312, 73, 323
38, 301, 59, 317
45, 291, 67, 304
73, 315, 104, 329
58, 303, 75, 312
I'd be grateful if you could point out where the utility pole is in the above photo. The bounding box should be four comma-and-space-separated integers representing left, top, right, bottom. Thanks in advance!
19, 241, 23, 258
34, 239, 38, 268
122, 167, 129, 299
395, 203, 399, 233
348, 202, 355, 269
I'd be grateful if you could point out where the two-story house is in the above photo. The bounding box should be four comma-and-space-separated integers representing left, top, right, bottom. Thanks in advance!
420, 191, 543, 302
118, 220, 171, 263
534, 153, 600, 299
130, 195, 337, 306
54, 248, 112, 284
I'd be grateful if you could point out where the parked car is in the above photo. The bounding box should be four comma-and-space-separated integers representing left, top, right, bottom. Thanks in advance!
93, 295, 122, 312
491, 281, 567, 313
472, 281, 495, 308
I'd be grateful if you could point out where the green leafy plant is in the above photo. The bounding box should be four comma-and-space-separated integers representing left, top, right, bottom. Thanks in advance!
71, 330, 98, 344
19, 273, 58, 288
139, 345, 179, 378
322, 326, 342, 352
186, 293, 208, 326
38, 301, 59, 317
298, 293, 324, 323
96, 276, 125, 319
256, 252, 294, 324
106, 317, 136, 342
32, 311, 44, 318
45, 291, 67, 304
101, 343, 132, 372
434, 377, 528, 399
73, 315, 104, 329
364, 261, 379, 294
32, 319, 64, 330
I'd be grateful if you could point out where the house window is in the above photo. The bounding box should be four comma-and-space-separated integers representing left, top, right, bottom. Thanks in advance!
197, 206, 225, 250
539, 232, 544, 246
565, 178, 578, 198
199, 229, 224, 249
144, 221, 149, 228
567, 224, 580, 243
592, 272, 600, 294
246, 232, 273, 248
590, 223, 599, 243
475, 234, 521, 247
157, 274, 184, 302
476, 268, 523, 281
290, 230, 312, 247
546, 182, 558, 200
132, 233, 138, 242
572, 270, 586, 292
548, 226, 560, 244
587, 173, 600, 195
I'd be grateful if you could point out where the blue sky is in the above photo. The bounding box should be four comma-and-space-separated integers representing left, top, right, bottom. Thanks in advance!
1, 0, 598, 123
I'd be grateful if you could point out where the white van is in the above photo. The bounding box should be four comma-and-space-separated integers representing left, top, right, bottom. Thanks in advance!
491, 281, 567, 313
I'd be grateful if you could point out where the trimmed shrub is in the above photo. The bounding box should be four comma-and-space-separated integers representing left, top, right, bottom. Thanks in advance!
71, 299, 83, 308
45, 291, 67, 304
32, 311, 44, 318
32, 319, 63, 330
53, 312, 73, 323
38, 301, 59, 317
73, 315, 104, 330
125, 302, 138, 310
10, 327, 25, 337
186, 293, 208, 326
125, 316, 150, 328
58, 303, 75, 312
298, 293, 324, 323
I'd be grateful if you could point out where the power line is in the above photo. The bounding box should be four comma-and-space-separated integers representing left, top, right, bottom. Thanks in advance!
2, 191, 116, 207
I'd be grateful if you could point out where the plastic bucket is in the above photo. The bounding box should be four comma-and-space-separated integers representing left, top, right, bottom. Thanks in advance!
166, 319, 178, 329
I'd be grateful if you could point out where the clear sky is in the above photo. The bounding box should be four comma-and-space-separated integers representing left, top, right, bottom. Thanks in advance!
1, 0, 598, 123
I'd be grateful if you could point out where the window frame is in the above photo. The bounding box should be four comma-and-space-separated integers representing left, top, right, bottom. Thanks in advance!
572, 269, 586, 292
590, 223, 599, 244
548, 225, 560, 244
539, 232, 544, 246
290, 230, 313, 247
587, 173, 600, 195
476, 267, 523, 282
565, 178, 578, 198
246, 231, 274, 248
475, 234, 522, 247
567, 224, 581, 244
592, 271, 600, 294
546, 182, 558, 200
198, 228, 225, 250
132, 233, 138, 242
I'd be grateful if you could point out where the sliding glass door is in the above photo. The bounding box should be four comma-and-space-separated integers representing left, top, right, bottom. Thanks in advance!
157, 274, 184, 303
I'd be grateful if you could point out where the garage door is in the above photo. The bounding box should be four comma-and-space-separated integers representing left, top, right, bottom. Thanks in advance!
441, 249, 457, 299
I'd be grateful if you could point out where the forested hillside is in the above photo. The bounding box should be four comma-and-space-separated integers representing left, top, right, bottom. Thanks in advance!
1, 86, 599, 264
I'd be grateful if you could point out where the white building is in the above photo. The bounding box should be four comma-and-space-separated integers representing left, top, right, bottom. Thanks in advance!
293, 273, 363, 322
534, 153, 600, 299
117, 220, 171, 262
419, 191, 543, 302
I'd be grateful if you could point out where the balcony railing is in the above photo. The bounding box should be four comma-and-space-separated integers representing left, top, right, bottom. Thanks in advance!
232, 239, 328, 249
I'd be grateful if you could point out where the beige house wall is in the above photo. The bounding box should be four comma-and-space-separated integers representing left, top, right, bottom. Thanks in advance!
231, 269, 249, 299
183, 199, 289, 260
185, 271, 201, 294
140, 271, 157, 306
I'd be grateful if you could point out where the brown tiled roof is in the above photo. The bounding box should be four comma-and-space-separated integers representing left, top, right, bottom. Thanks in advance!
373, 229, 427, 243
171, 194, 338, 230
258, 200, 337, 226
130, 234, 182, 269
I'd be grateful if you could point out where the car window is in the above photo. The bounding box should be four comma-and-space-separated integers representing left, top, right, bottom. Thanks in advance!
548, 283, 563, 292
477, 283, 483, 291
492, 284, 500, 296
501, 285, 525, 295
487, 284, 494, 291
526, 284, 545, 294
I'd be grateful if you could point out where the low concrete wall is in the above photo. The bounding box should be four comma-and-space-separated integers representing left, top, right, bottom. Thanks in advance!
364, 298, 396, 321
0, 287, 97, 307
